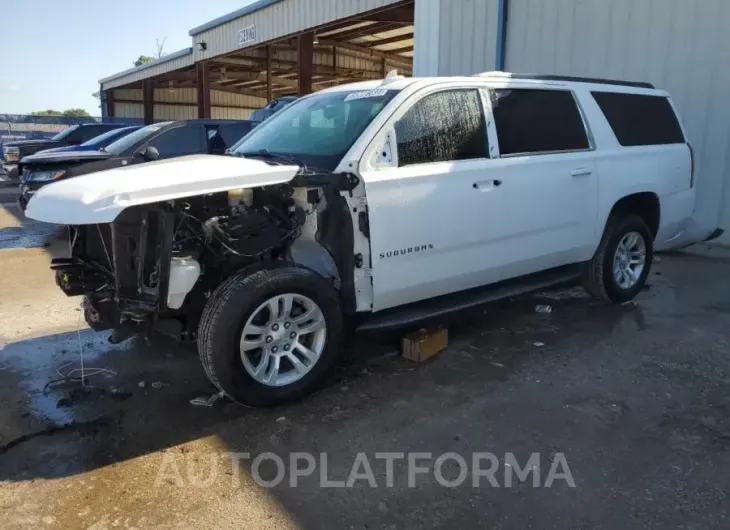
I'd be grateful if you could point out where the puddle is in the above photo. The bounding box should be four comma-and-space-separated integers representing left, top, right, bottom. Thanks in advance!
0, 203, 61, 250
0, 226, 58, 250
0, 328, 136, 425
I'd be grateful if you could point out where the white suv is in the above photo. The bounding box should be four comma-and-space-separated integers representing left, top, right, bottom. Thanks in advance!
26, 72, 695, 407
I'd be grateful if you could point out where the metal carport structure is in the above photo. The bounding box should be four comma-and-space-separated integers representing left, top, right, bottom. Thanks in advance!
99, 0, 414, 124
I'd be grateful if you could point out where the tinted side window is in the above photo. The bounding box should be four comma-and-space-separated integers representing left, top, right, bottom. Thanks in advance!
148, 126, 204, 157
491, 89, 590, 156
591, 92, 685, 146
395, 89, 487, 167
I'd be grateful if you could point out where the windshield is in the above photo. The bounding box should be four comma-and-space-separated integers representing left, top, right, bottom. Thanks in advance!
51, 125, 80, 141
80, 127, 135, 147
232, 88, 399, 171
104, 122, 172, 156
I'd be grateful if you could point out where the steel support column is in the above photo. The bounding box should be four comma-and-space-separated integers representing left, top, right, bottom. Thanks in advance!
143, 79, 154, 125
196, 61, 211, 118
266, 45, 273, 101
298, 32, 314, 96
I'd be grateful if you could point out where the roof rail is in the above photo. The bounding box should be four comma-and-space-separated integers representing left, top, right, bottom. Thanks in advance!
473, 71, 655, 90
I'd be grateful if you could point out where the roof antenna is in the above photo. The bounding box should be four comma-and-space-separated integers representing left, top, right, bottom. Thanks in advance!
382, 69, 404, 85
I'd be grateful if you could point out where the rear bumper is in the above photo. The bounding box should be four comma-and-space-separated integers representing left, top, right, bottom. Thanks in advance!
655, 189, 696, 246
654, 187, 724, 249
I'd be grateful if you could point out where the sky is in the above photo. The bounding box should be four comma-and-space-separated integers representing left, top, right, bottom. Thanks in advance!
0, 0, 256, 116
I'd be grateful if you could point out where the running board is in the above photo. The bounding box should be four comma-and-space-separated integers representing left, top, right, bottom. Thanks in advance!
355, 265, 583, 332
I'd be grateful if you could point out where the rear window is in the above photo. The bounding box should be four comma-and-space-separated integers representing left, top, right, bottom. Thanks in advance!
490, 89, 590, 156
591, 92, 685, 146
218, 122, 254, 147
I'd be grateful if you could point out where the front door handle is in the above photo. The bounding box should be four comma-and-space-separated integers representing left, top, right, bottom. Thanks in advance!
571, 168, 593, 177
473, 179, 502, 191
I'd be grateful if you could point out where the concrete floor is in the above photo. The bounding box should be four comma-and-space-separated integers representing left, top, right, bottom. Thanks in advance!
1, 201, 730, 529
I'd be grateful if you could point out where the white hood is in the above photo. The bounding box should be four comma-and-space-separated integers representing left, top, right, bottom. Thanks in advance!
25, 154, 299, 225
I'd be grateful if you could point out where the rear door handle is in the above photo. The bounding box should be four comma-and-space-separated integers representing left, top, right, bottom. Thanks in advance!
473, 179, 502, 191
571, 168, 593, 177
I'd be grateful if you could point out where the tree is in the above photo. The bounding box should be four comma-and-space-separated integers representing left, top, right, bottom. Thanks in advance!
29, 109, 90, 117
62, 109, 90, 117
155, 38, 167, 59
134, 55, 154, 67
133, 39, 166, 67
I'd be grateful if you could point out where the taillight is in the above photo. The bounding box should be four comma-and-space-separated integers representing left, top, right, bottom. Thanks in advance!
689, 143, 695, 188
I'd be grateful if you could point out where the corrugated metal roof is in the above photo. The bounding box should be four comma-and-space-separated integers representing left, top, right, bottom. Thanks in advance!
101, 0, 412, 91
189, 0, 286, 36
191, 0, 406, 62
100, 48, 194, 89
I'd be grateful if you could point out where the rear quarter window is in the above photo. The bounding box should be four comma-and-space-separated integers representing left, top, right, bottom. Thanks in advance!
591, 92, 685, 146
490, 89, 590, 156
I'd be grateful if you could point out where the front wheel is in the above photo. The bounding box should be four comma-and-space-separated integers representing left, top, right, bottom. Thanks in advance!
583, 214, 654, 303
197, 266, 344, 407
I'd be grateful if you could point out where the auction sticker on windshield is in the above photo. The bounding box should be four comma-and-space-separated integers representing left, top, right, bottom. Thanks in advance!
344, 89, 389, 102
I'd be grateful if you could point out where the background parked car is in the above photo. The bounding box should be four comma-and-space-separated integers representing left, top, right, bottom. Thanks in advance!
33, 126, 141, 155
18, 119, 257, 210
249, 96, 298, 124
2, 123, 127, 180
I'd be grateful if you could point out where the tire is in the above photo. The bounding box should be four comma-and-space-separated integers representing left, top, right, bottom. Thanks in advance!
197, 266, 344, 408
583, 214, 654, 303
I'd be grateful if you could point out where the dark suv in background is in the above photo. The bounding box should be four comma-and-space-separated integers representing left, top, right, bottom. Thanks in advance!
2, 123, 127, 179
18, 119, 256, 210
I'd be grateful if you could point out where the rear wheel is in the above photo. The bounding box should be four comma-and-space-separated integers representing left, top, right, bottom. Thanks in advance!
197, 266, 344, 407
583, 214, 653, 303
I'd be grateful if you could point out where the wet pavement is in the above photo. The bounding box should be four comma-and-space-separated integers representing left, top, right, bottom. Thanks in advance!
1, 200, 730, 529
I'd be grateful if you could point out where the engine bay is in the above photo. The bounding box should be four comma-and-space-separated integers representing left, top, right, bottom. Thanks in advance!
51, 182, 331, 338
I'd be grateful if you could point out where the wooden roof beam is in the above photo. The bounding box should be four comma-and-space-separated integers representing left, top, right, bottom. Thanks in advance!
365, 5, 414, 24
320, 22, 410, 43
316, 39, 413, 67
386, 45, 414, 55
317, 21, 378, 39
357, 32, 414, 47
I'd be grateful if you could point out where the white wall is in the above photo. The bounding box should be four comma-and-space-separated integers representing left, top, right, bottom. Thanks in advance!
505, 0, 730, 244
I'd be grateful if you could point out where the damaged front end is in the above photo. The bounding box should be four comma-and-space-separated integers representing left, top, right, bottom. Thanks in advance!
53, 207, 177, 340
51, 185, 308, 342
24, 154, 312, 342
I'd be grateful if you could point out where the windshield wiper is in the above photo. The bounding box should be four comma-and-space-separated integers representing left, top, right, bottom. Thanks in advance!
239, 149, 304, 166
239, 149, 332, 175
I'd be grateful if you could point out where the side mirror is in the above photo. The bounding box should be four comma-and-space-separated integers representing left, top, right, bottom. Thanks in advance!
137, 145, 160, 161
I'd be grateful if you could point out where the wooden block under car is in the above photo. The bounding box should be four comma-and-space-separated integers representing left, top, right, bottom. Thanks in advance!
401, 328, 448, 362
